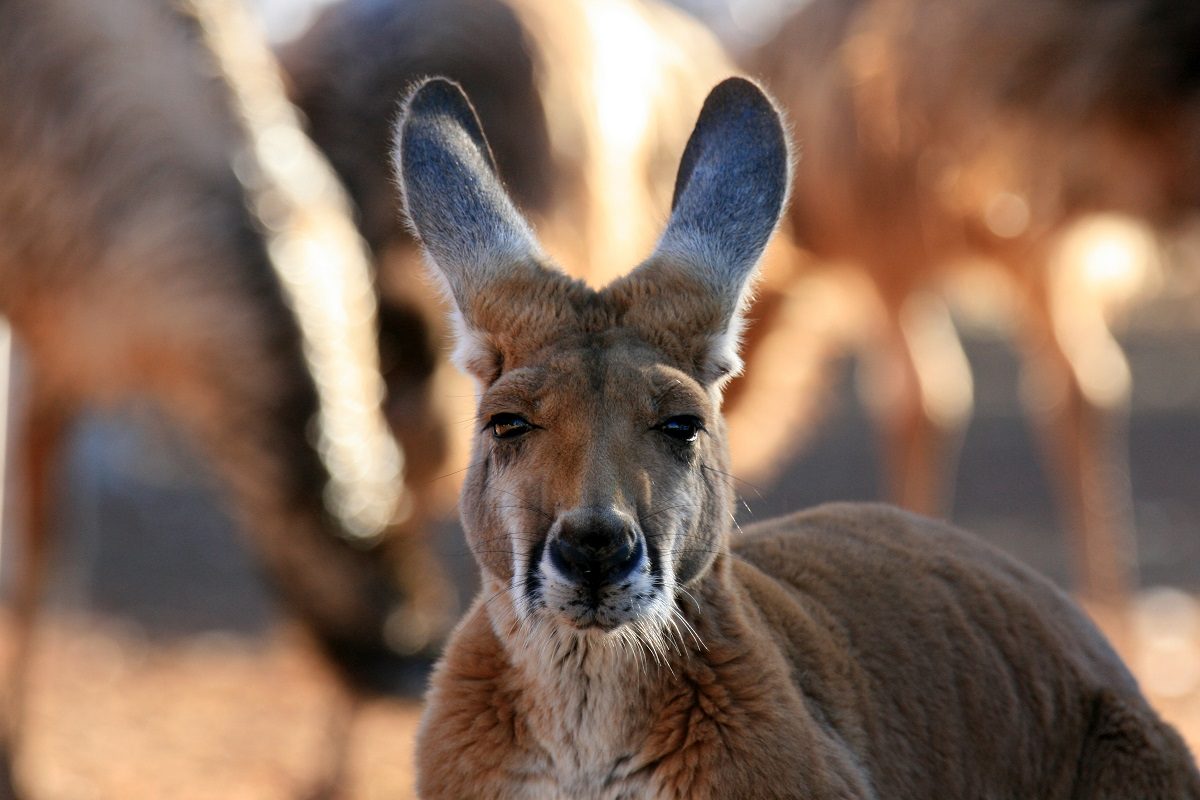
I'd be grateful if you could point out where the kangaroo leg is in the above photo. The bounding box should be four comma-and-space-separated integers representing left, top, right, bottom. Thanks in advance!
1073, 690, 1200, 799
1017, 274, 1136, 614
0, 377, 72, 800
720, 235, 857, 483
298, 680, 361, 800
858, 287, 973, 517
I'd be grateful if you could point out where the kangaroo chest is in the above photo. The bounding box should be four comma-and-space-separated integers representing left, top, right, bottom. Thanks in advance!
499, 652, 870, 800
507, 657, 664, 798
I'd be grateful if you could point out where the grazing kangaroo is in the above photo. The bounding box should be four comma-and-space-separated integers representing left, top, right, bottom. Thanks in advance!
394, 77, 1199, 798
752, 0, 1200, 611
0, 0, 449, 791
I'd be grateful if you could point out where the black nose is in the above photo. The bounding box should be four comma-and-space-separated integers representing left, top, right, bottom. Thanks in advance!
549, 511, 641, 585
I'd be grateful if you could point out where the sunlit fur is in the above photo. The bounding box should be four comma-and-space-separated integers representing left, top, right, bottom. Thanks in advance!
396, 78, 1199, 799
751, 0, 1200, 608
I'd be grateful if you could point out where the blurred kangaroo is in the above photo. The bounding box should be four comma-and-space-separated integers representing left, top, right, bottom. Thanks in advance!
278, 0, 736, 512
395, 76, 1199, 799
0, 0, 450, 791
753, 0, 1200, 611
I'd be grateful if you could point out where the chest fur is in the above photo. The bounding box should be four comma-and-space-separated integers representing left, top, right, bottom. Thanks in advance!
484, 643, 851, 799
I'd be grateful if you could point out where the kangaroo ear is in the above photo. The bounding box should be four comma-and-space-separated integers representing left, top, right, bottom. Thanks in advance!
657, 77, 791, 295
623, 77, 792, 386
392, 78, 552, 381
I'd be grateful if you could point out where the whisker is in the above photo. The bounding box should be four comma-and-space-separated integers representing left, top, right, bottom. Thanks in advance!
700, 463, 765, 497
492, 489, 555, 522
619, 626, 649, 677
478, 576, 520, 613
658, 546, 726, 558
633, 618, 666, 675
424, 456, 489, 484
675, 583, 700, 611
642, 503, 690, 521
491, 504, 555, 522
671, 605, 705, 652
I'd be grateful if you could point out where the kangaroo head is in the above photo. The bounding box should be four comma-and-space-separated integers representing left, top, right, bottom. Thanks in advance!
394, 76, 790, 641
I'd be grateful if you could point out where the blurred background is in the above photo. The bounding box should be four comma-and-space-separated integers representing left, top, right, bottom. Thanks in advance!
1, 0, 1198, 796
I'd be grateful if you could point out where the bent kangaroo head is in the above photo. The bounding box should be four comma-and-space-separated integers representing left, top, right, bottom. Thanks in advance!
394, 76, 790, 640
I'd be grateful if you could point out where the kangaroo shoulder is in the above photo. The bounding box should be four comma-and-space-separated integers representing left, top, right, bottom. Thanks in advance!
735, 501, 1041, 594
417, 603, 528, 798
730, 501, 1134, 695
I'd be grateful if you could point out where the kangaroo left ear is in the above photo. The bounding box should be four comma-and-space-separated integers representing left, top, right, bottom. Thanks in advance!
618, 77, 792, 386
392, 77, 544, 307
661, 78, 792, 285
392, 77, 564, 385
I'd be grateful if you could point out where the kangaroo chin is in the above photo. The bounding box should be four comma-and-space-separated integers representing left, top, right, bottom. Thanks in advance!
394, 76, 1199, 799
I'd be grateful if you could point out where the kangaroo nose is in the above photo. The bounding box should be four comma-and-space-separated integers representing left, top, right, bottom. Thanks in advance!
549, 511, 641, 585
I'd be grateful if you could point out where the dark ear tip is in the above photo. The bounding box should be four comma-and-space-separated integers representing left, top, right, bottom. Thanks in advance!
403, 76, 472, 118
706, 76, 775, 110
396, 75, 497, 174
670, 75, 792, 213
699, 76, 787, 152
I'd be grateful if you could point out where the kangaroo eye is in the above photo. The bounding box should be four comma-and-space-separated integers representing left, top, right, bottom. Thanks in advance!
489, 413, 534, 440
656, 415, 704, 443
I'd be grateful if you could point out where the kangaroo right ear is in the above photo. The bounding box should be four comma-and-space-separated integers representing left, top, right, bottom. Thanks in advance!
617, 77, 792, 388
392, 78, 551, 380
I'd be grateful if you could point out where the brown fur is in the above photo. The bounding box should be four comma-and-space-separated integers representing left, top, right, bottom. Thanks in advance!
0, 0, 449, 789
423, 506, 1198, 798
750, 0, 1200, 608
396, 77, 1199, 798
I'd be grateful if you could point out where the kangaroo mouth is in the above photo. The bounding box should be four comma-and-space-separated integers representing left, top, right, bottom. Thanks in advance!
563, 608, 618, 632
530, 535, 663, 632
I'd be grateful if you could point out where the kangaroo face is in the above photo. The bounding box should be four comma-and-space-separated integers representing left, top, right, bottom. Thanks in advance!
463, 324, 730, 632
394, 76, 789, 642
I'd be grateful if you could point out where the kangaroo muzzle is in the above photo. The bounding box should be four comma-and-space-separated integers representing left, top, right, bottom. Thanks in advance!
548, 508, 644, 588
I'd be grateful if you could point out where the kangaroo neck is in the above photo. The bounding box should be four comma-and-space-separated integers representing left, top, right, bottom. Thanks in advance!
484, 555, 782, 779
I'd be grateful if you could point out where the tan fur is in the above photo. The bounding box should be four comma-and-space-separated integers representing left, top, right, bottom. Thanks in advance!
397, 78, 1199, 798
751, 0, 1200, 608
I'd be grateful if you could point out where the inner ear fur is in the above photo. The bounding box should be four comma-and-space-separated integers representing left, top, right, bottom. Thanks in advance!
392, 77, 572, 383
610, 77, 793, 387
393, 76, 791, 388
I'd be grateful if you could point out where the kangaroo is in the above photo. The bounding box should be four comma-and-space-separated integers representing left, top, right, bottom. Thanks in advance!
0, 0, 449, 791
751, 0, 1200, 612
393, 76, 1199, 799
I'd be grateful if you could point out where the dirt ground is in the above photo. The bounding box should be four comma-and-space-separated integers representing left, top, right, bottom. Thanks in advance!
14, 615, 421, 800
8, 596, 1200, 800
